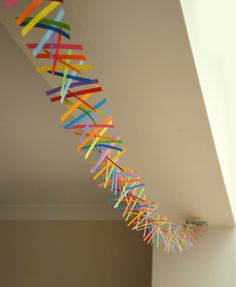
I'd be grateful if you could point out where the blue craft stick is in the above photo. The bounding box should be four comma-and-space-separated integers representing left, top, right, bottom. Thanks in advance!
21, 22, 71, 44
64, 99, 108, 129
32, 8, 65, 56
47, 71, 98, 83
117, 172, 136, 178
114, 182, 137, 209
81, 144, 122, 152
111, 168, 116, 191
60, 70, 77, 103
126, 183, 145, 192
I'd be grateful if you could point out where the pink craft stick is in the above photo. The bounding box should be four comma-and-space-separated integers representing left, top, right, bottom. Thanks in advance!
68, 124, 115, 130
4, 0, 19, 8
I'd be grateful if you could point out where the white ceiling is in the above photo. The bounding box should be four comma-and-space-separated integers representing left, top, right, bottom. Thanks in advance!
0, 0, 234, 225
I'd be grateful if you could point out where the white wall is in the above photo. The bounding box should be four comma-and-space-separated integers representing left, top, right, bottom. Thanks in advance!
152, 3, 236, 286
152, 227, 236, 287
180, 0, 236, 219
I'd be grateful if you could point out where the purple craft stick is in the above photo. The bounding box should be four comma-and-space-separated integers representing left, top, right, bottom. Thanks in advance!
80, 121, 90, 144
90, 149, 108, 173
90, 141, 118, 173
114, 173, 118, 195
46, 79, 99, 96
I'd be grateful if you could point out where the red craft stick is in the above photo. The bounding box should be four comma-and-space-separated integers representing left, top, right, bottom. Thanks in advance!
27, 43, 83, 50
36, 53, 86, 61
51, 33, 61, 75
50, 86, 102, 102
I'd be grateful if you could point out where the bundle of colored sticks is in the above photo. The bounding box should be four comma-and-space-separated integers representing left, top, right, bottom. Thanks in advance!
4, 0, 207, 252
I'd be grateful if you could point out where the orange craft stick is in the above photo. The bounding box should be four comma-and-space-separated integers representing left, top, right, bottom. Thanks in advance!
76, 115, 112, 152
123, 190, 136, 217
127, 210, 146, 227
44, 49, 83, 75
60, 93, 92, 122
36, 53, 86, 61
120, 179, 141, 183
16, 0, 42, 26
74, 132, 119, 142
68, 91, 96, 113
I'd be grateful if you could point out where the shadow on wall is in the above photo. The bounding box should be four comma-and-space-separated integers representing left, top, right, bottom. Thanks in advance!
0, 221, 152, 287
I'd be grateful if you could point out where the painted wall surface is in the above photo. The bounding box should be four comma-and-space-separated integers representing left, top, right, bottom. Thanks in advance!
0, 221, 152, 287
152, 227, 236, 287
180, 0, 236, 219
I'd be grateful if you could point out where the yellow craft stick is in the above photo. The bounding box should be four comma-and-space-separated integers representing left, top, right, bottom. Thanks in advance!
60, 84, 103, 122
75, 133, 121, 142
85, 124, 111, 159
131, 195, 147, 229
64, 102, 90, 112
21, 1, 61, 37
93, 148, 127, 181
127, 210, 146, 227
63, 101, 88, 109
60, 94, 92, 122
72, 97, 102, 115
36, 64, 92, 73
120, 166, 136, 172
76, 115, 112, 152
123, 190, 136, 217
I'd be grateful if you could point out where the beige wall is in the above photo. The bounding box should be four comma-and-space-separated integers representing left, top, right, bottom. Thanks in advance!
0, 221, 152, 287
152, 227, 236, 287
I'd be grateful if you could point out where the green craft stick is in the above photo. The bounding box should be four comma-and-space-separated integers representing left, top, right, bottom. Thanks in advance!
21, 16, 71, 30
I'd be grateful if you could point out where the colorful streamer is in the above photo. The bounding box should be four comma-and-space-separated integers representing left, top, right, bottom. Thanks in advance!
4, 0, 207, 252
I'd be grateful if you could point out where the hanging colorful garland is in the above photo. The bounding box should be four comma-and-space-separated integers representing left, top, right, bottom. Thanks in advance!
3, 0, 207, 252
